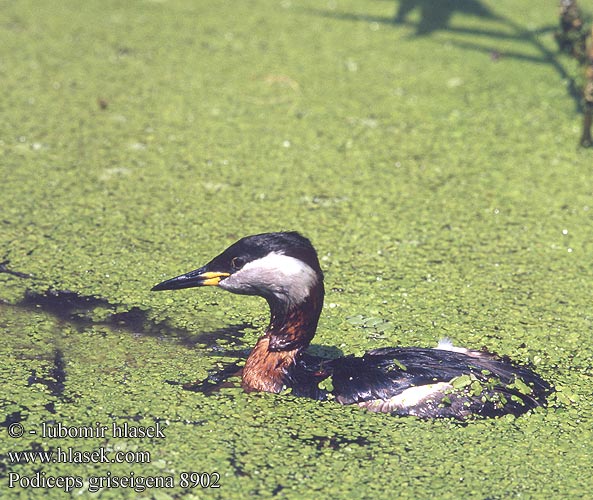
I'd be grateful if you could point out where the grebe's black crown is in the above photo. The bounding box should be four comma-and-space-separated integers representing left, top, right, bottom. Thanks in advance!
152, 231, 323, 293
224, 232, 323, 277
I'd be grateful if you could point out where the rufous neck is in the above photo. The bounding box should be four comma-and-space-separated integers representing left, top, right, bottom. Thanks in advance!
265, 281, 324, 352
241, 281, 324, 393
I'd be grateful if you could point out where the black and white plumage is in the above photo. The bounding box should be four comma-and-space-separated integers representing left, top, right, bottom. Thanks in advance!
152, 231, 550, 419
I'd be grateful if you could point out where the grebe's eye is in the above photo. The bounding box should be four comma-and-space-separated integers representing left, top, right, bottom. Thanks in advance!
231, 256, 246, 270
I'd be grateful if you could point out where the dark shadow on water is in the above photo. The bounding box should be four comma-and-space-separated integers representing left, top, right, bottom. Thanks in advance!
304, 0, 582, 111
394, 0, 500, 36
0, 259, 34, 279
17, 289, 251, 349
27, 348, 69, 414
169, 360, 245, 394
290, 432, 371, 450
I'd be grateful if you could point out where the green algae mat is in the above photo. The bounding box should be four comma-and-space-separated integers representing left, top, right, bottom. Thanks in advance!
1, 0, 592, 498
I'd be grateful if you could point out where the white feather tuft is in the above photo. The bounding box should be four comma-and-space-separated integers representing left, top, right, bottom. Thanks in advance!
436, 338, 470, 354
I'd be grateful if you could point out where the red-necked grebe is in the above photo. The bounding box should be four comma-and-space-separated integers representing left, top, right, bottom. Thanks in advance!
152, 231, 550, 419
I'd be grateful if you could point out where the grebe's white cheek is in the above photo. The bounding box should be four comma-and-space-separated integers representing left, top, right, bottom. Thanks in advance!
254, 253, 319, 304
218, 275, 241, 293
218, 268, 262, 294
220, 252, 319, 303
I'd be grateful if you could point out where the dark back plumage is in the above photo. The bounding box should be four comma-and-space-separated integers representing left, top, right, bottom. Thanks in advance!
328, 347, 550, 418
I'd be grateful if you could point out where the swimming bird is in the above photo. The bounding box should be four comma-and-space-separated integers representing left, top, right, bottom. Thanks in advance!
152, 232, 550, 419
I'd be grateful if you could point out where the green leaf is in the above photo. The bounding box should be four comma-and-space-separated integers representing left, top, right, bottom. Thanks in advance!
470, 380, 483, 397
508, 377, 533, 395
451, 374, 472, 389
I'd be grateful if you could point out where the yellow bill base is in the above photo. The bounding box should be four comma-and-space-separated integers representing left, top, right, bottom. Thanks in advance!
199, 272, 230, 286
